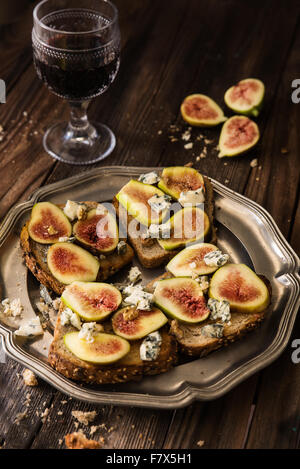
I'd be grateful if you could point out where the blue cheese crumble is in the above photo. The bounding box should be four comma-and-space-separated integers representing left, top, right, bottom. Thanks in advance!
128, 266, 142, 284
140, 331, 162, 361
148, 194, 171, 212
117, 240, 127, 255
138, 172, 160, 185
178, 188, 205, 206
201, 323, 224, 339
63, 200, 87, 221
78, 322, 99, 343
203, 250, 229, 267
207, 298, 231, 323
61, 307, 82, 330
146, 222, 171, 239
14, 317, 44, 337
123, 285, 153, 311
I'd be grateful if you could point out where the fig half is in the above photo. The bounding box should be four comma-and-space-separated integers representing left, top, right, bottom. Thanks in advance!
218, 115, 259, 158
64, 331, 130, 364
224, 78, 265, 117
154, 277, 210, 323
158, 166, 205, 200
158, 207, 210, 251
61, 281, 122, 321
180, 94, 227, 127
47, 242, 100, 285
209, 263, 270, 313
116, 179, 169, 226
112, 306, 168, 340
28, 202, 72, 244
73, 208, 118, 253
166, 242, 219, 276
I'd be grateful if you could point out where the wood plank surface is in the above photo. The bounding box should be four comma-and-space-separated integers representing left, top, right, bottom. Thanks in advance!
0, 0, 299, 450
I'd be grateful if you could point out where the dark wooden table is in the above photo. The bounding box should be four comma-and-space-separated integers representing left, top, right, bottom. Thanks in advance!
0, 0, 299, 449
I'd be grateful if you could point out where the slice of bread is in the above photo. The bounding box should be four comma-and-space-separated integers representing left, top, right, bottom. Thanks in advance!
169, 312, 266, 357
20, 201, 134, 295
148, 273, 271, 358
48, 303, 178, 384
113, 175, 217, 268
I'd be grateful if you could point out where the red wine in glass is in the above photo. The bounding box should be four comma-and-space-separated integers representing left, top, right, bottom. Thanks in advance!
32, 0, 121, 165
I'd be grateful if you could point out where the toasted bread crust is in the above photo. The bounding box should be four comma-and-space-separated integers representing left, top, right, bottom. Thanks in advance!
48, 305, 178, 384
170, 312, 266, 357
114, 176, 217, 268
20, 201, 134, 295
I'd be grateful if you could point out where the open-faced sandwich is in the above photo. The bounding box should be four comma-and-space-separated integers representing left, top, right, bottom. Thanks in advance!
18, 166, 271, 385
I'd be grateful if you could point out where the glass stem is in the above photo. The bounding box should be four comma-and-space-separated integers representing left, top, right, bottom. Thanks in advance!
67, 100, 97, 140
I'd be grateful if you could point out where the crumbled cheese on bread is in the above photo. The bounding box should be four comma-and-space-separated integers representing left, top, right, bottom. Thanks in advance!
148, 194, 171, 212
128, 266, 142, 284
178, 188, 205, 206
140, 331, 162, 361
61, 307, 81, 330
203, 250, 229, 267
138, 172, 160, 185
208, 299, 231, 323
117, 240, 127, 255
64, 200, 87, 221
123, 285, 153, 311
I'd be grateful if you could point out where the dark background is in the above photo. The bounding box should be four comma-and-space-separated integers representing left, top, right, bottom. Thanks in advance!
0, 0, 299, 449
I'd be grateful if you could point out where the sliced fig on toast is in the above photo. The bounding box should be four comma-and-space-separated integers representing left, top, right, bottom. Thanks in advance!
28, 202, 72, 244
112, 306, 168, 340
180, 94, 227, 127
166, 242, 219, 276
209, 263, 270, 313
73, 208, 118, 253
47, 243, 99, 284
158, 207, 210, 251
64, 331, 130, 364
61, 281, 122, 321
224, 78, 265, 117
116, 179, 169, 226
158, 166, 205, 200
154, 277, 210, 324
218, 115, 259, 158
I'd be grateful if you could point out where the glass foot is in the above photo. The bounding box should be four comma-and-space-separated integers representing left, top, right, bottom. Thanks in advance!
43, 121, 116, 165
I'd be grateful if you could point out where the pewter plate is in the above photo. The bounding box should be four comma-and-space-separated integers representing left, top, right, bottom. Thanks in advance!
0, 166, 299, 408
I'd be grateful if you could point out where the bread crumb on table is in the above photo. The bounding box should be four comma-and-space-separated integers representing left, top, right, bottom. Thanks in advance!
23, 369, 38, 387
250, 158, 258, 168
72, 410, 97, 426
197, 440, 205, 447
65, 432, 101, 449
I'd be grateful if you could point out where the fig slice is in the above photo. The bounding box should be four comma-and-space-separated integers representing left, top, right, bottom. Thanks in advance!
218, 115, 259, 158
47, 242, 100, 285
158, 166, 205, 200
28, 202, 72, 244
224, 78, 265, 117
180, 94, 227, 127
209, 263, 270, 313
158, 207, 210, 251
116, 179, 169, 226
64, 331, 130, 364
112, 306, 168, 340
166, 242, 219, 276
73, 208, 118, 253
61, 281, 122, 321
154, 277, 210, 323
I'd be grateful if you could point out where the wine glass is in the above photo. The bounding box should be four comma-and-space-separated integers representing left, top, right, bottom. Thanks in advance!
32, 0, 120, 165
